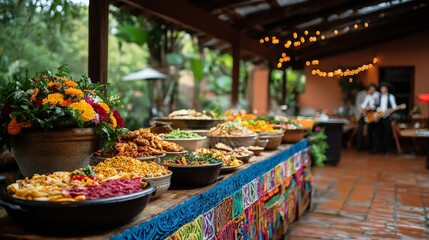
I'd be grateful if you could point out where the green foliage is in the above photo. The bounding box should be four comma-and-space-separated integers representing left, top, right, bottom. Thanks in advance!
270, 68, 306, 114
307, 128, 328, 167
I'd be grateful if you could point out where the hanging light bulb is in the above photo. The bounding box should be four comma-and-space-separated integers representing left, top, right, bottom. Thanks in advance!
364, 22, 369, 27
306, 61, 310, 66
334, 29, 339, 35
304, 30, 309, 35
259, 39, 264, 43
265, 37, 269, 41
316, 31, 320, 35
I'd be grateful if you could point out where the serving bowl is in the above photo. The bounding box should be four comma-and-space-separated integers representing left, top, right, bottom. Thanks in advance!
152, 118, 225, 129
144, 172, 172, 198
220, 160, 244, 173
0, 181, 156, 233
207, 134, 257, 148
257, 132, 284, 150
164, 137, 207, 153
233, 152, 254, 163
247, 146, 264, 156
282, 129, 306, 143
164, 162, 222, 188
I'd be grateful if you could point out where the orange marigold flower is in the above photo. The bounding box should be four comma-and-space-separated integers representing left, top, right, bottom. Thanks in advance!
70, 100, 96, 122
61, 98, 72, 107
60, 77, 71, 82
99, 103, 110, 113
65, 88, 84, 98
7, 118, 31, 135
64, 80, 78, 88
30, 88, 39, 102
42, 93, 64, 106
110, 113, 117, 128
47, 81, 62, 88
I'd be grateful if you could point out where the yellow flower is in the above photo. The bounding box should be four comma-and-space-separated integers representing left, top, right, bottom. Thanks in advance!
65, 88, 84, 98
99, 103, 110, 113
70, 100, 96, 122
42, 93, 64, 106
65, 80, 78, 87
110, 113, 117, 128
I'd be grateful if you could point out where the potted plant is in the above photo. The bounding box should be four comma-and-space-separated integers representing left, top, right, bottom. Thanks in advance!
0, 65, 127, 176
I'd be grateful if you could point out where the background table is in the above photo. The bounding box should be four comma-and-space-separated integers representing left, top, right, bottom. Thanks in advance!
399, 129, 429, 168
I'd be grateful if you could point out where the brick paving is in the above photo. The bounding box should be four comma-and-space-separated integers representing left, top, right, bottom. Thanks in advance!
288, 149, 429, 239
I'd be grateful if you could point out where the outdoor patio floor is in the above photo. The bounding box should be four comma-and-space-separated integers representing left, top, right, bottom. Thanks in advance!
287, 149, 429, 239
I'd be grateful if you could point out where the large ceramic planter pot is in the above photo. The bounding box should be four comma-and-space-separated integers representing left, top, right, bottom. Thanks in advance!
11, 128, 98, 177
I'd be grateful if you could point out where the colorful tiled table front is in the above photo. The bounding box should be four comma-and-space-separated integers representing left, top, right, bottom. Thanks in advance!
112, 140, 311, 240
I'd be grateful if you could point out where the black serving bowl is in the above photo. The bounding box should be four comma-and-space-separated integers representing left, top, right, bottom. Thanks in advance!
0, 180, 156, 234
165, 162, 223, 188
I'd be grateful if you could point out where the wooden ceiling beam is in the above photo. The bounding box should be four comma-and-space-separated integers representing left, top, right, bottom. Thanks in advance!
237, 0, 347, 29
194, 0, 263, 12
287, 0, 426, 36
253, 0, 385, 37
114, 0, 278, 62
291, 6, 429, 64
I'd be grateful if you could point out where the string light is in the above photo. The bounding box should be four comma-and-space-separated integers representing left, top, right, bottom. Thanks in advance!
316, 31, 320, 35
364, 22, 369, 27
265, 37, 269, 41
354, 24, 359, 29
310, 57, 378, 77
321, 35, 326, 40
259, 39, 264, 43
334, 29, 339, 35
304, 30, 309, 35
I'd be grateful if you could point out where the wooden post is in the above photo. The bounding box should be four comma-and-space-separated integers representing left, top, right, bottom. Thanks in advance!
281, 68, 287, 105
267, 63, 273, 111
231, 43, 240, 107
88, 0, 109, 84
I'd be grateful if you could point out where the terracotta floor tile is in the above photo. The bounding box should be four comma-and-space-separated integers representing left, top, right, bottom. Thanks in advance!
287, 148, 428, 239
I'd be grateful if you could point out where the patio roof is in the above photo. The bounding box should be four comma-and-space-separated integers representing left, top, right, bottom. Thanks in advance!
88, 0, 429, 106
109, 0, 429, 66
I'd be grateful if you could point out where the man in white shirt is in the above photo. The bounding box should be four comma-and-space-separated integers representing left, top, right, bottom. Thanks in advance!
372, 82, 397, 154
356, 83, 379, 151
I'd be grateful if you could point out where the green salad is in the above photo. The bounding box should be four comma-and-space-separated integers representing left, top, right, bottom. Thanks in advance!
163, 129, 202, 139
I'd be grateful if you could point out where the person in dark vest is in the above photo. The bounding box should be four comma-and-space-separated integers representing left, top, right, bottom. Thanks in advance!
372, 82, 397, 154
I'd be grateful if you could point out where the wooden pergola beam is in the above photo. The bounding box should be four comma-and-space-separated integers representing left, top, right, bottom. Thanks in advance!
287, 0, 425, 34
252, 0, 384, 38
88, 0, 109, 84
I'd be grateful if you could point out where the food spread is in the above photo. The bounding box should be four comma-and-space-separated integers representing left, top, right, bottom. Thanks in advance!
168, 109, 213, 119
193, 148, 241, 167
163, 129, 203, 139
162, 153, 222, 166
6, 166, 148, 202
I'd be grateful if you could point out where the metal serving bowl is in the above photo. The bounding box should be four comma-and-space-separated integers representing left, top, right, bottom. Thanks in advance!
0, 181, 156, 233
207, 134, 257, 148
257, 132, 284, 150
152, 118, 225, 129
164, 137, 207, 153
144, 171, 172, 198
164, 162, 223, 188
282, 129, 306, 143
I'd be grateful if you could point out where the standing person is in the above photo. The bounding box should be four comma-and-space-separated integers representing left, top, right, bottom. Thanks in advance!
372, 82, 397, 154
356, 83, 379, 151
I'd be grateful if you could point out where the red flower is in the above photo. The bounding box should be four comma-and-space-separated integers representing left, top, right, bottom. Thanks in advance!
112, 110, 124, 128
84, 98, 108, 121
34, 99, 43, 107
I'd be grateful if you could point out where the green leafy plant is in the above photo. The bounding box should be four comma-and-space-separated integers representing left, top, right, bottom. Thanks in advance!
0, 65, 128, 150
308, 127, 328, 167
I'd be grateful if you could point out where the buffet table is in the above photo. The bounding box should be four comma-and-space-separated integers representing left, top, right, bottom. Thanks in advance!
0, 140, 311, 240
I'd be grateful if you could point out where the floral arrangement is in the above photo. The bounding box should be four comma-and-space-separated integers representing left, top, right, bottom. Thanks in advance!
0, 65, 127, 150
